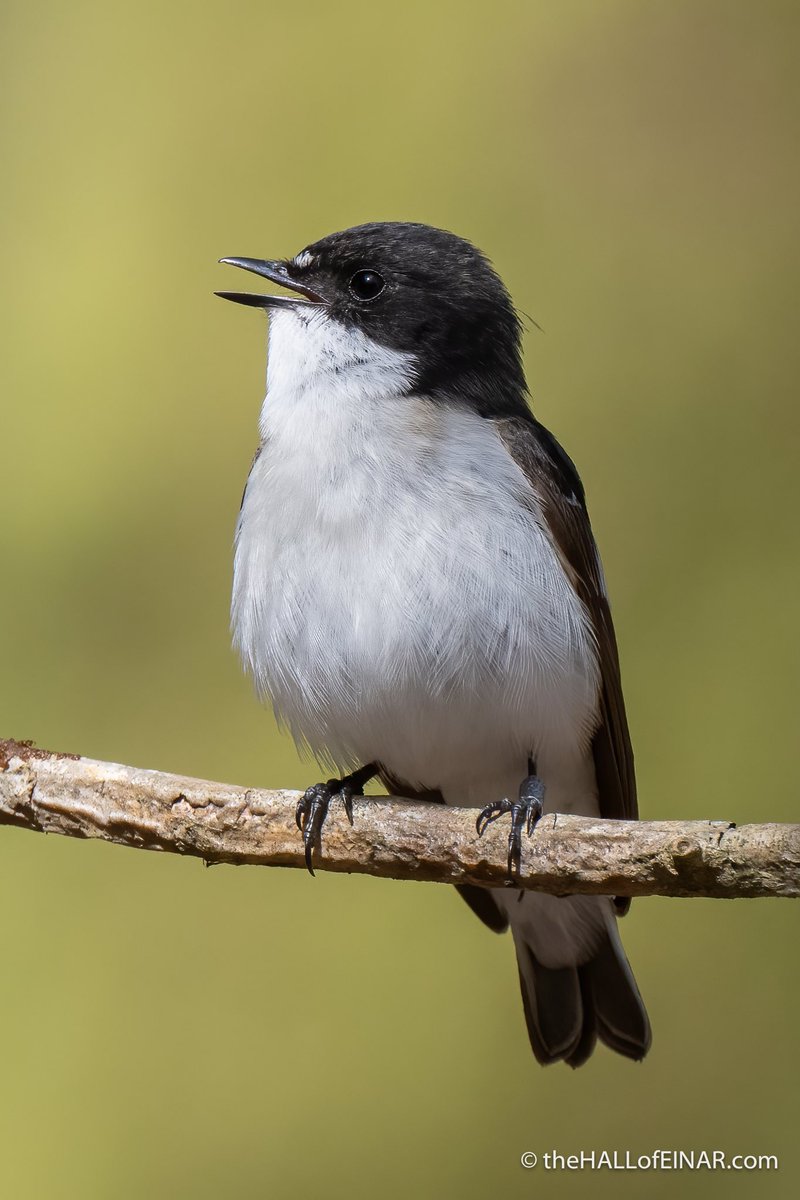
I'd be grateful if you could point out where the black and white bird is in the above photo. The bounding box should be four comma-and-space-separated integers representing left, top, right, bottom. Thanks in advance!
217, 222, 651, 1067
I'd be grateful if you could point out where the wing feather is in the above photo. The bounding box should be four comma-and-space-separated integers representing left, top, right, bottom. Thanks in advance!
495, 415, 637, 826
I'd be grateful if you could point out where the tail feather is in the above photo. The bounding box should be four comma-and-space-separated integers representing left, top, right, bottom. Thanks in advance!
516, 946, 593, 1065
513, 909, 651, 1068
584, 934, 652, 1061
567, 968, 599, 1068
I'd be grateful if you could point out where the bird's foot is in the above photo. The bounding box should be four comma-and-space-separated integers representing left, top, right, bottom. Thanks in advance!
295, 763, 376, 875
475, 772, 545, 881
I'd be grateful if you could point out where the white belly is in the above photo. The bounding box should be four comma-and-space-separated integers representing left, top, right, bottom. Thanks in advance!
232, 308, 600, 804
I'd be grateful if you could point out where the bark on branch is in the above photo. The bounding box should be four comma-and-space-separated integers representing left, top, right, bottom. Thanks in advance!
1, 738, 798, 899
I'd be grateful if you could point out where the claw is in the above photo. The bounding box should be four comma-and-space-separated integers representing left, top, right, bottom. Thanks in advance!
475, 801, 505, 838
475, 773, 546, 882
522, 775, 545, 836
341, 786, 356, 825
295, 782, 332, 876
504, 801, 526, 878
294, 766, 376, 875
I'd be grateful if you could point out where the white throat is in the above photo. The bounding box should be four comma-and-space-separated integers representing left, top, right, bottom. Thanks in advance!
257, 306, 416, 442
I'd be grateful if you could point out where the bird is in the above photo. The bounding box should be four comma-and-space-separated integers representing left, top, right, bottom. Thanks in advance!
217, 221, 651, 1067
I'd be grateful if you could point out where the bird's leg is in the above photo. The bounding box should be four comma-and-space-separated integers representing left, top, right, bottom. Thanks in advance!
296, 762, 378, 876
475, 756, 545, 882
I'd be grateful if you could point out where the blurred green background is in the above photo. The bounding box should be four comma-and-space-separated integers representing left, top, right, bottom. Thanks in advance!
1, 1, 798, 1196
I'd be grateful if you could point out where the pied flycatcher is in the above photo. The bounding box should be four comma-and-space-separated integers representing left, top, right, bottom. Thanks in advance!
217, 222, 651, 1066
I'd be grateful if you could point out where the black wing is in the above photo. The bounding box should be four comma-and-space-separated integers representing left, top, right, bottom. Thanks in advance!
495, 414, 638, 826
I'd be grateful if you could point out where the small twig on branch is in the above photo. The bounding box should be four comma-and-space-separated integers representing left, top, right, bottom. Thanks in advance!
1, 738, 798, 899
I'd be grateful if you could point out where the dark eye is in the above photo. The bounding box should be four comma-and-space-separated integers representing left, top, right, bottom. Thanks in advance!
348, 269, 385, 301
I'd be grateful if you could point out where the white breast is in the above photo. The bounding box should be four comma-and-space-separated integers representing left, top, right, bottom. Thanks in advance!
232, 307, 600, 799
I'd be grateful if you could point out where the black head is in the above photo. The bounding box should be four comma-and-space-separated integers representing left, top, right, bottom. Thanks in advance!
218, 223, 529, 418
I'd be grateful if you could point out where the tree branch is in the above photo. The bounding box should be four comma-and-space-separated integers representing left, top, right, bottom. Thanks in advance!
1, 738, 798, 898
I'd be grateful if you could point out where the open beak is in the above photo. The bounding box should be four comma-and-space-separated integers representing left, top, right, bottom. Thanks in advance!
215, 257, 326, 308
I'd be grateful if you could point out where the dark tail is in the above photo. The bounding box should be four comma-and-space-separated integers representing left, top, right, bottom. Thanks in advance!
514, 927, 651, 1068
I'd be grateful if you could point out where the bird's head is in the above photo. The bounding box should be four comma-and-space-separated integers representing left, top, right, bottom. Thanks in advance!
218, 222, 527, 417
